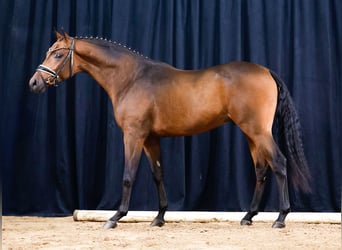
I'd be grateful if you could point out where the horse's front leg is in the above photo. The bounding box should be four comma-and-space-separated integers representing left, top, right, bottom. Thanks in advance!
103, 132, 145, 229
143, 136, 168, 227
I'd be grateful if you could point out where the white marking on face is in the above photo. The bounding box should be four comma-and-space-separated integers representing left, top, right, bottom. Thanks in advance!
156, 160, 161, 167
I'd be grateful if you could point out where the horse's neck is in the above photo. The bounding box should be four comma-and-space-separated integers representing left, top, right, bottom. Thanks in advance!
74, 40, 139, 106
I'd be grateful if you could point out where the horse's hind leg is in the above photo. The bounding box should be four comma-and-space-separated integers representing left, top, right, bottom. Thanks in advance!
269, 145, 290, 228
242, 135, 290, 228
241, 139, 270, 226
143, 136, 168, 227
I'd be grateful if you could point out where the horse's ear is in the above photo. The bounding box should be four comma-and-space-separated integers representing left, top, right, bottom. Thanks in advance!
55, 31, 63, 40
55, 30, 70, 41
62, 31, 71, 41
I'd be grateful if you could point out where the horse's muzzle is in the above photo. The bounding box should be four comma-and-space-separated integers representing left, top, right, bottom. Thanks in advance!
29, 75, 46, 93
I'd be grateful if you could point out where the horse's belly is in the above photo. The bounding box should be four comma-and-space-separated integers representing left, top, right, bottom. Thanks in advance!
153, 109, 229, 136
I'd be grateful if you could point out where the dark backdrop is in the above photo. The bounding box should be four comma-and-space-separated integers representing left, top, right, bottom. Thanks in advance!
1, 0, 341, 216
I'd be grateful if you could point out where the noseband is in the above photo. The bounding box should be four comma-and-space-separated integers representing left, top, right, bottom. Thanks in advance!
36, 38, 75, 87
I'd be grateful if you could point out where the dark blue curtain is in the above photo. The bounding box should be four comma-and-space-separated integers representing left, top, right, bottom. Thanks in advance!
1, 0, 341, 216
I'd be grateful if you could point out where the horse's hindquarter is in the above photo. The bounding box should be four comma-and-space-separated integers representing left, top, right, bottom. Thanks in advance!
220, 62, 278, 134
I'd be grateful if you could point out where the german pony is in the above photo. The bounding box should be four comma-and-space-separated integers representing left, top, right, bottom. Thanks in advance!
29, 32, 310, 229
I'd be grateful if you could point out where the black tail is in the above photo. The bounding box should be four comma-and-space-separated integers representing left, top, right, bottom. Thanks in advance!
270, 71, 311, 193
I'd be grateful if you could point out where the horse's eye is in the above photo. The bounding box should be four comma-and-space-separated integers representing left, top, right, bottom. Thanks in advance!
54, 52, 63, 59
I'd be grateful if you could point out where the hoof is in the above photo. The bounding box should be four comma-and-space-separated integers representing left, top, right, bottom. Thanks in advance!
150, 218, 165, 227
240, 219, 252, 226
103, 220, 117, 229
272, 221, 286, 229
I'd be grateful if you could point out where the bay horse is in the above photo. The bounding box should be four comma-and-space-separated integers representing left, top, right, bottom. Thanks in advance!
29, 31, 310, 229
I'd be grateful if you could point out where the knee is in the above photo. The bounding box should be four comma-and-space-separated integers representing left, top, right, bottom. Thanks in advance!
123, 178, 132, 188
123, 170, 137, 188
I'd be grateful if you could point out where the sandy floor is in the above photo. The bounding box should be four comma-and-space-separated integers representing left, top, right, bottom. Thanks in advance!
2, 216, 341, 250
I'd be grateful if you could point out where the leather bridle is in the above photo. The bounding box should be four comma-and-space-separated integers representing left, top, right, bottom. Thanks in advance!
36, 38, 75, 87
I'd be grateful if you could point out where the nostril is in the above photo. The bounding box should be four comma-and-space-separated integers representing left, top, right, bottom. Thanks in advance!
29, 77, 46, 93
29, 78, 37, 87
29, 78, 37, 92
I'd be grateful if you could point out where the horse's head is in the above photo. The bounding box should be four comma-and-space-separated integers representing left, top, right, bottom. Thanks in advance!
29, 31, 75, 93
